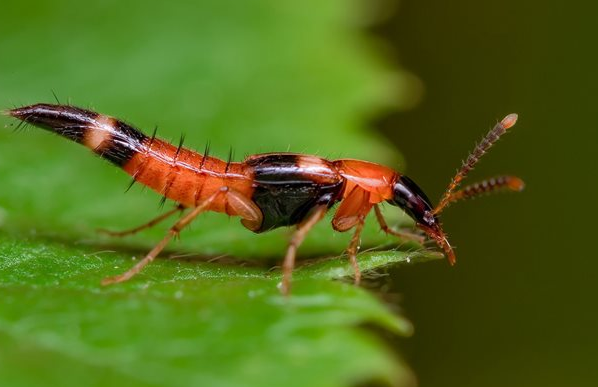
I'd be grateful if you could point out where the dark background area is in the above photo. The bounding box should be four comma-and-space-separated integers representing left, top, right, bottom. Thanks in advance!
376, 1, 597, 386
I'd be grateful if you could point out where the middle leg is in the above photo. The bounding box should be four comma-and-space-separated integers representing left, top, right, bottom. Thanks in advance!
281, 205, 328, 296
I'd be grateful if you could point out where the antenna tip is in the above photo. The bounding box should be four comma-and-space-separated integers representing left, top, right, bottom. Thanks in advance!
507, 176, 525, 191
501, 113, 518, 129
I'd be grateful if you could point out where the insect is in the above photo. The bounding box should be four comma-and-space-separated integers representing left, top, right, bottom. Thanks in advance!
5, 104, 523, 294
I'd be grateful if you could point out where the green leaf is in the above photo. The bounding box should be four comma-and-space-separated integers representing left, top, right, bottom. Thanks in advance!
0, 1, 434, 386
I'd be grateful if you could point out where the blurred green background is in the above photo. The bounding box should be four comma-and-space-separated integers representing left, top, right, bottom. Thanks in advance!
0, 0, 596, 386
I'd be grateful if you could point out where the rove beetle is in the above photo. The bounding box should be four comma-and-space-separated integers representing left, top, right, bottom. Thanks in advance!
5, 104, 523, 294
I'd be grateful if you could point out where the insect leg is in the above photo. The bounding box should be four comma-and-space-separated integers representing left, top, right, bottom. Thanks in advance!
101, 190, 223, 285
373, 204, 425, 244
346, 215, 366, 285
331, 186, 370, 232
224, 189, 263, 232
332, 187, 377, 285
97, 204, 185, 237
281, 205, 328, 296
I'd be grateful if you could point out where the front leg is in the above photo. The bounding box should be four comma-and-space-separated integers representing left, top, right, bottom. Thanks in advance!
373, 204, 425, 244
346, 215, 366, 285
332, 186, 374, 285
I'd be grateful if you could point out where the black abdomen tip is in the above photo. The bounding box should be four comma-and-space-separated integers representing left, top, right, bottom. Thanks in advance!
7, 103, 98, 143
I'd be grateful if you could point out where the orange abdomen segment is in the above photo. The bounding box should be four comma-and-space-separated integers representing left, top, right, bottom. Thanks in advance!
123, 138, 253, 211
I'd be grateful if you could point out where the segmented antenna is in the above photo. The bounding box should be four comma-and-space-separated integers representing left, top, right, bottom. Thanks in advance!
446, 175, 524, 204
433, 113, 519, 215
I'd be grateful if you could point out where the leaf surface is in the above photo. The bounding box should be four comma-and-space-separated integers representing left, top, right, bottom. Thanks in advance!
0, 1, 433, 386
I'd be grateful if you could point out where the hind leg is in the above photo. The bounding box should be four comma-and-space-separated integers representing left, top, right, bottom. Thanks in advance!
98, 204, 185, 237
101, 187, 262, 285
101, 195, 220, 285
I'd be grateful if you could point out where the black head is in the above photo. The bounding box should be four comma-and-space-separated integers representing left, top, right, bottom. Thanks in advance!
388, 175, 456, 264
389, 175, 436, 228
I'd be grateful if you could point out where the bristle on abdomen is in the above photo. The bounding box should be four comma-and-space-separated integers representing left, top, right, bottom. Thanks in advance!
7, 103, 147, 166
6, 103, 255, 209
